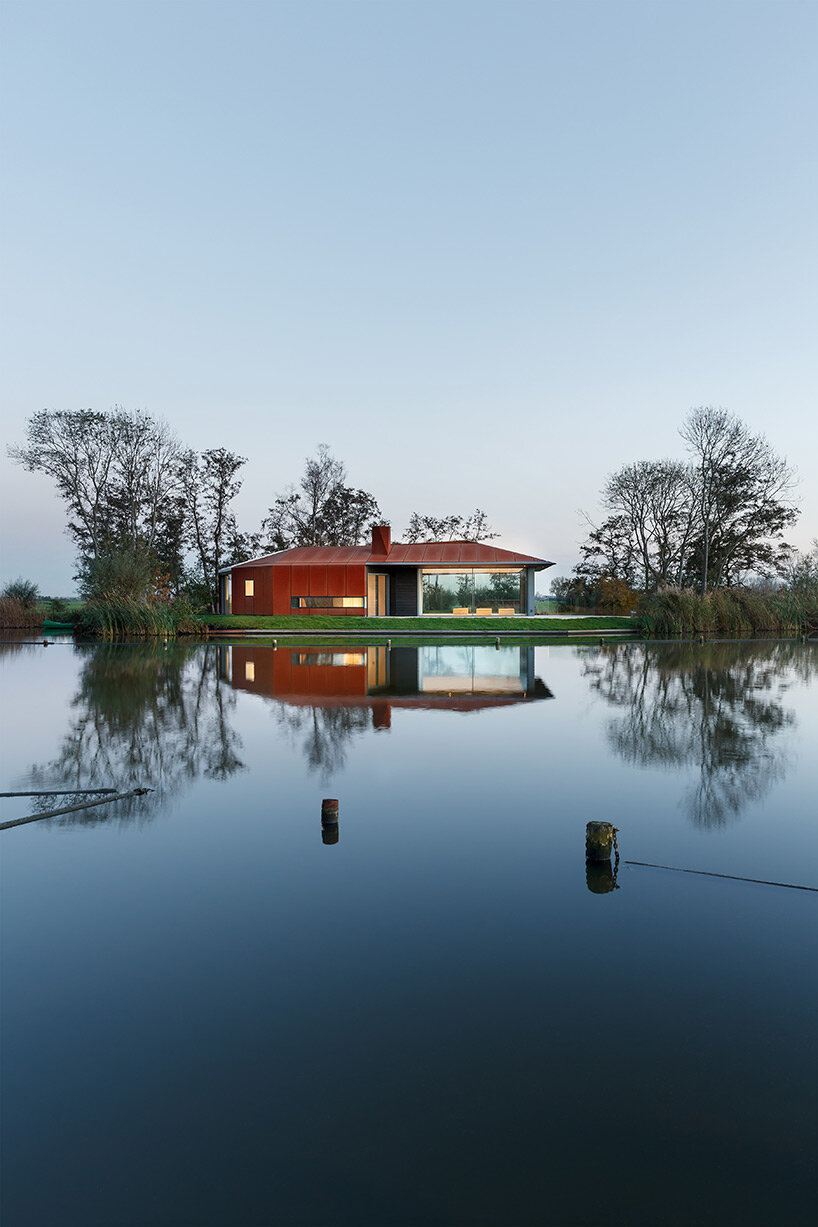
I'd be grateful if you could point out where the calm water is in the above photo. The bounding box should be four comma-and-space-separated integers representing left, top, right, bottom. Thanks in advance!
1, 639, 816, 1227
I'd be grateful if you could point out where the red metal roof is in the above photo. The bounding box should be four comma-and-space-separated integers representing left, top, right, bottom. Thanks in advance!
233, 540, 553, 569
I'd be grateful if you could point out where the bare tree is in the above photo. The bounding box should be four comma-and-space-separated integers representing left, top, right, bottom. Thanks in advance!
600, 459, 697, 589
575, 513, 639, 590
262, 445, 384, 548
573, 407, 798, 598
182, 448, 249, 611
10, 409, 119, 561
680, 407, 797, 592
10, 407, 184, 581
404, 509, 498, 542
107, 411, 182, 559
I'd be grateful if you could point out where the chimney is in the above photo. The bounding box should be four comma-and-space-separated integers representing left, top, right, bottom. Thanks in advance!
371, 524, 391, 555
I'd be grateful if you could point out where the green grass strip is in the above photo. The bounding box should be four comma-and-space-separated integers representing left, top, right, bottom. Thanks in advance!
198, 614, 634, 633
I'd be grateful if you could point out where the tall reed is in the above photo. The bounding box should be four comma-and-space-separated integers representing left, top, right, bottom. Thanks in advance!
0, 595, 43, 629
75, 594, 204, 640
636, 587, 817, 637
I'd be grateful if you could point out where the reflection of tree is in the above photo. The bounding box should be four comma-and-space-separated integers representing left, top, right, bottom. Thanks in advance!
456, 574, 473, 606
487, 572, 519, 603
582, 642, 816, 827
24, 644, 245, 825
272, 704, 371, 782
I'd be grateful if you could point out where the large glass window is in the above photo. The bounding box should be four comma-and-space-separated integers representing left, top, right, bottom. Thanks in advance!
421, 569, 522, 614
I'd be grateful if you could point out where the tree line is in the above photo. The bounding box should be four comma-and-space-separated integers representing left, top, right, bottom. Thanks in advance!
9, 410, 496, 611
555, 406, 806, 609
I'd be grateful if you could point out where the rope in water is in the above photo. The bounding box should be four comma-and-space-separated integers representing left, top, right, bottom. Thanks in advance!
0, 788, 153, 831
1, 789, 119, 797
625, 860, 818, 893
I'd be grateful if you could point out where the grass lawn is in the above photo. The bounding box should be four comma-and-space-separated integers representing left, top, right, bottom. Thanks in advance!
198, 613, 635, 633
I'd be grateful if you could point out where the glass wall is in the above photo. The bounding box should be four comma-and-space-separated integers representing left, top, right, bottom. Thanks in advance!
421, 569, 523, 614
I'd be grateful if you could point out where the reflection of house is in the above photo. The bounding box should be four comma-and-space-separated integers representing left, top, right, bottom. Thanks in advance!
219, 526, 553, 616
220, 645, 553, 724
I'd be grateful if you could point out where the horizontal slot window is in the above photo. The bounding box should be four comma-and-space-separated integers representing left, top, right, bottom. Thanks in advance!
291, 596, 365, 609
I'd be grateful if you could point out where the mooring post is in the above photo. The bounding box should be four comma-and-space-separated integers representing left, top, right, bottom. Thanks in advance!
322, 798, 339, 824
321, 797, 339, 845
586, 821, 615, 862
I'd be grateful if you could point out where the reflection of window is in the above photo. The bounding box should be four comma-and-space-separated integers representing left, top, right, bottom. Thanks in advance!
294, 652, 366, 666
245, 661, 255, 681
244, 579, 254, 597
420, 645, 524, 693
291, 596, 365, 609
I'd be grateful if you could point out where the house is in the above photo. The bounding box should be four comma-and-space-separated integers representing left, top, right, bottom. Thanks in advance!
218, 525, 553, 616
219, 644, 553, 721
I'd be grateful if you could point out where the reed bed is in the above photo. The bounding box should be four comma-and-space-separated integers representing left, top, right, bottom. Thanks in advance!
636, 587, 817, 637
0, 595, 44, 629
75, 594, 205, 640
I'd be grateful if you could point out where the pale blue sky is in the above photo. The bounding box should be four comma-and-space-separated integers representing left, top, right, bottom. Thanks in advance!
1, 0, 816, 592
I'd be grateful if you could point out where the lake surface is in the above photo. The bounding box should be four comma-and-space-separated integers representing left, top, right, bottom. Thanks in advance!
1, 639, 816, 1227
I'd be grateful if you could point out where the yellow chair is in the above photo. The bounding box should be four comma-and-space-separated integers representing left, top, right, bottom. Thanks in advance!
476, 607, 493, 616
452, 607, 469, 616
498, 607, 515, 616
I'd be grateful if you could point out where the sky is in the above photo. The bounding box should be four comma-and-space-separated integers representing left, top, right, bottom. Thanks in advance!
1, 0, 816, 594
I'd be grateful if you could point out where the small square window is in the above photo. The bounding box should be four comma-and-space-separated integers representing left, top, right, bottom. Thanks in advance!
245, 661, 255, 681
245, 579, 254, 597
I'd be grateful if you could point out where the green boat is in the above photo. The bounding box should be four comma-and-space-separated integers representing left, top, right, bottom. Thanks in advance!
42, 620, 74, 631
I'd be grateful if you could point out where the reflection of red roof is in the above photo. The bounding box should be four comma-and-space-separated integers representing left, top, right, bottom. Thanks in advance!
233, 541, 553, 569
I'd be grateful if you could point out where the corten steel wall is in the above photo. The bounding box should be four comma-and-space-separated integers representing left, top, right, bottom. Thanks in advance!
231, 646, 368, 698
229, 563, 367, 615
231, 566, 269, 615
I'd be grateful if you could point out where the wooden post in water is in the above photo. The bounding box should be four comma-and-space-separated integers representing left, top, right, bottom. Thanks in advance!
322, 798, 339, 823
586, 821, 615, 862
321, 798, 339, 844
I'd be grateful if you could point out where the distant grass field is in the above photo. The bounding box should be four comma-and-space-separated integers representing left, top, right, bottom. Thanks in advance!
199, 613, 635, 634
37, 599, 84, 615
